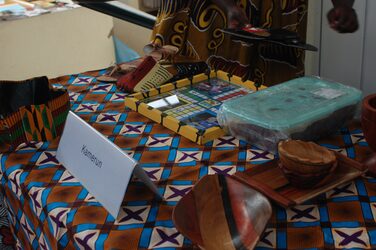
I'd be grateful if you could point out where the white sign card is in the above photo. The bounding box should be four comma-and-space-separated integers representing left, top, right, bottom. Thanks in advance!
56, 111, 161, 219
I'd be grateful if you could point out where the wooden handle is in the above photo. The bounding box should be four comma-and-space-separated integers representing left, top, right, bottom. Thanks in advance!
334, 152, 367, 171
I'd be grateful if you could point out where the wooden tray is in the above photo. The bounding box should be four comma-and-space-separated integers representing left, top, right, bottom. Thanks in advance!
231, 152, 367, 207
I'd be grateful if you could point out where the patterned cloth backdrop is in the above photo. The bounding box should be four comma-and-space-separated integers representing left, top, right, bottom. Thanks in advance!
0, 69, 375, 249
152, 0, 308, 85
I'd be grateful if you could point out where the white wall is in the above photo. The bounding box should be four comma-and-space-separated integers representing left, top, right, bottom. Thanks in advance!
114, 0, 151, 55
319, 0, 367, 90
305, 0, 376, 96
0, 8, 115, 80
305, 0, 322, 76
113, 17, 151, 55
361, 0, 376, 95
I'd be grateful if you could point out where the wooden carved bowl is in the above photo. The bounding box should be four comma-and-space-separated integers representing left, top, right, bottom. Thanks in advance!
278, 140, 338, 188
278, 140, 337, 175
173, 174, 272, 250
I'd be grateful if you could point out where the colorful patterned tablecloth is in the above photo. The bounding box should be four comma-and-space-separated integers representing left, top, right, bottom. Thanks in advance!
1, 70, 376, 249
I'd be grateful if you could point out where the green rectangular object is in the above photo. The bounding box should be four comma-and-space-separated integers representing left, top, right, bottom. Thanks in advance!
217, 76, 363, 152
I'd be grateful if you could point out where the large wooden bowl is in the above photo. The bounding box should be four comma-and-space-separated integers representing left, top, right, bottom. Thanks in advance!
173, 175, 272, 250
362, 94, 376, 152
278, 140, 337, 175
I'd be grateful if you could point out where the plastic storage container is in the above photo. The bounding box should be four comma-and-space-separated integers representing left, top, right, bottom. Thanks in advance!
217, 76, 363, 153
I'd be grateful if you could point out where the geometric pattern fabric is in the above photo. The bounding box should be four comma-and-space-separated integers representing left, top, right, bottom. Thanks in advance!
1, 70, 375, 249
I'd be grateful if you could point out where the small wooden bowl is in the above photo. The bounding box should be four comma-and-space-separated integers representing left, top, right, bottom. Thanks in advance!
279, 161, 337, 189
278, 140, 337, 175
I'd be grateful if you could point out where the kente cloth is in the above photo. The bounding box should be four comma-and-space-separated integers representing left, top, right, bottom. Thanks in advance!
151, 0, 308, 85
0, 77, 70, 151
1, 69, 376, 250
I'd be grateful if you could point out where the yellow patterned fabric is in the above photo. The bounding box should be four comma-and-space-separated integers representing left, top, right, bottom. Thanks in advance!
151, 0, 308, 85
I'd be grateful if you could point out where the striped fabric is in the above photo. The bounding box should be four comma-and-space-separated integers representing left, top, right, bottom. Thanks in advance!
117, 56, 173, 93
0, 78, 69, 151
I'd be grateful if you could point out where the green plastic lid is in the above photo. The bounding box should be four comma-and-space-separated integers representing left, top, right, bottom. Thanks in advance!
220, 76, 362, 130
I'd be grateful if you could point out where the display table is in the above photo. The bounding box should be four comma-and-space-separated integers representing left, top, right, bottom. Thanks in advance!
1, 70, 376, 249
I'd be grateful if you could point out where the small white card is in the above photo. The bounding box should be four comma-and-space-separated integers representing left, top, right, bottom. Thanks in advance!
56, 111, 160, 219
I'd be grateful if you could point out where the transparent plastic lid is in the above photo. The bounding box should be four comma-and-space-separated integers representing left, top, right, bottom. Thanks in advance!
220, 76, 363, 130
